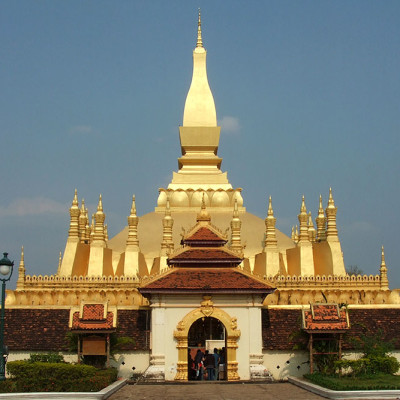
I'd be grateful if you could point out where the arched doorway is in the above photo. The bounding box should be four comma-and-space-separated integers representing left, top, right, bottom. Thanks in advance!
188, 317, 226, 380
174, 297, 240, 381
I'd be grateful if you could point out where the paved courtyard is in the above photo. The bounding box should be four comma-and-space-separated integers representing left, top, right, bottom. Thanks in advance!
108, 382, 326, 400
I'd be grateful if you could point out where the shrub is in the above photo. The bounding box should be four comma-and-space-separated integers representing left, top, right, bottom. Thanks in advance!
6, 361, 117, 392
28, 353, 65, 363
335, 356, 400, 376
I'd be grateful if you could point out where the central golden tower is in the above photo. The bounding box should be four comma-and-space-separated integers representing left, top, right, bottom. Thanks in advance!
156, 11, 243, 212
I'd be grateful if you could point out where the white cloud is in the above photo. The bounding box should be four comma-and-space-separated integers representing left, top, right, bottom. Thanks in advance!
219, 116, 241, 135
0, 197, 68, 217
69, 125, 96, 135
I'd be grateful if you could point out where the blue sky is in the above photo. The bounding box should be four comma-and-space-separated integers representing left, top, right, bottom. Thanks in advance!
1, 1, 399, 289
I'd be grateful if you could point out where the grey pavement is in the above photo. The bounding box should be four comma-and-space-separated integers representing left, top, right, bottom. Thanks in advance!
108, 382, 326, 400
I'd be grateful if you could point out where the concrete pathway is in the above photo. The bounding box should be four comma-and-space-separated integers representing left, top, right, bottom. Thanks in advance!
108, 382, 326, 400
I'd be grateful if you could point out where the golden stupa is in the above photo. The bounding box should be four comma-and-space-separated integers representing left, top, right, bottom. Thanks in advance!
7, 10, 397, 311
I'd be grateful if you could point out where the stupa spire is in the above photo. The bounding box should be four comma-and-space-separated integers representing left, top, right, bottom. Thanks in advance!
325, 188, 339, 241
127, 195, 140, 248
16, 246, 25, 289
197, 194, 211, 223
68, 189, 80, 241
380, 245, 389, 289
161, 198, 174, 256
230, 199, 242, 253
316, 194, 327, 241
298, 196, 310, 244
264, 196, 277, 248
92, 195, 106, 246
196, 9, 203, 48
308, 212, 316, 243
183, 10, 216, 127
79, 199, 88, 243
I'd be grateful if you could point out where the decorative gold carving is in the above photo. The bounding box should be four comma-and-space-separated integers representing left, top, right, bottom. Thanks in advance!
173, 304, 241, 381
200, 295, 214, 317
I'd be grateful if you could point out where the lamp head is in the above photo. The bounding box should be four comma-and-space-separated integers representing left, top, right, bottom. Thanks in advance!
0, 253, 13, 277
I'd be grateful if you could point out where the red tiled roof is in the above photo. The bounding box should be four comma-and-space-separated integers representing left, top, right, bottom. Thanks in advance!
168, 249, 242, 264
303, 304, 350, 331
184, 227, 226, 245
82, 304, 104, 321
139, 268, 275, 294
72, 311, 114, 330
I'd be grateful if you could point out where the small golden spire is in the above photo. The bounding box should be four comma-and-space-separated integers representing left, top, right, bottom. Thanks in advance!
325, 188, 339, 240
300, 195, 307, 213
298, 196, 309, 243
68, 189, 80, 240
268, 196, 273, 216
161, 196, 174, 256
127, 195, 139, 249
72, 189, 78, 207
97, 194, 103, 212
316, 194, 327, 241
294, 225, 299, 243
17, 245, 25, 289
308, 212, 316, 243
197, 193, 211, 222
230, 198, 242, 253
131, 195, 137, 215
58, 251, 62, 269
381, 245, 386, 268
264, 196, 277, 249
380, 245, 389, 289
291, 226, 295, 240
327, 187, 335, 208
196, 8, 203, 48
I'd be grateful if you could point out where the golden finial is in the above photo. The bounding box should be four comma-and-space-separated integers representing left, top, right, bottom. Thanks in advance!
233, 198, 239, 218
327, 187, 335, 208
17, 245, 26, 289
58, 251, 62, 269
165, 196, 171, 216
197, 193, 211, 222
81, 198, 85, 212
291, 226, 295, 240
381, 245, 386, 268
131, 195, 137, 215
300, 195, 307, 213
72, 189, 78, 207
293, 225, 299, 243
380, 245, 389, 289
308, 212, 316, 242
319, 194, 323, 211
196, 8, 203, 48
97, 194, 103, 212
268, 196, 274, 216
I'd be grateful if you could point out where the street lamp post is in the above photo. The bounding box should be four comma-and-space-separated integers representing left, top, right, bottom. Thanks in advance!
0, 253, 13, 380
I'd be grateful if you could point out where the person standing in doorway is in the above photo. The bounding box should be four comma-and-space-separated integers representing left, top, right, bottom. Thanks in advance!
213, 348, 220, 380
204, 350, 216, 381
194, 349, 204, 380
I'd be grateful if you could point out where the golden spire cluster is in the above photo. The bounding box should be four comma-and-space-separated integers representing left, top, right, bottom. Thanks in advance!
67, 190, 107, 247
290, 189, 339, 245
